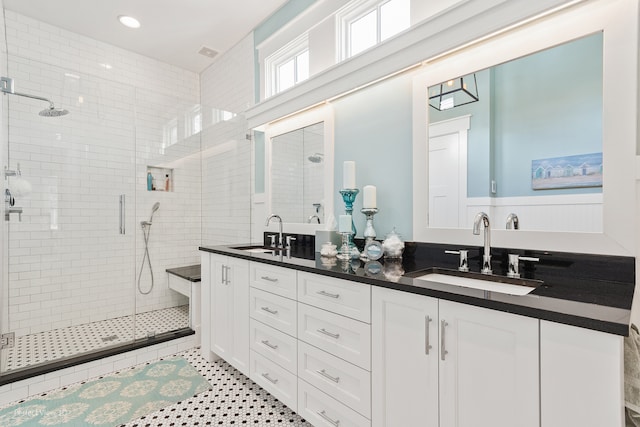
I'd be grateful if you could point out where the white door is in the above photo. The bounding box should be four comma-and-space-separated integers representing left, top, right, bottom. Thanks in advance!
439, 300, 539, 427
211, 255, 231, 361
228, 257, 250, 376
428, 116, 469, 228
429, 132, 460, 228
372, 287, 439, 427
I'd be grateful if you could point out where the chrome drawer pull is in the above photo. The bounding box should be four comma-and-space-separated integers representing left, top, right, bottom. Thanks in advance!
317, 328, 340, 339
261, 340, 278, 350
261, 276, 279, 282
441, 320, 448, 361
261, 372, 278, 384
317, 368, 340, 383
261, 306, 279, 315
317, 290, 340, 299
317, 410, 340, 426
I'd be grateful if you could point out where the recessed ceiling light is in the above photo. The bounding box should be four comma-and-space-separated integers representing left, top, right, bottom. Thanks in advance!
118, 15, 141, 29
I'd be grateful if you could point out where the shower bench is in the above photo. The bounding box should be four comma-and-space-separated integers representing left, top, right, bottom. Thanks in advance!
166, 264, 201, 341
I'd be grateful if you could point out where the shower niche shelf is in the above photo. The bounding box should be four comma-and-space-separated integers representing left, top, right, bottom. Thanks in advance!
146, 166, 173, 192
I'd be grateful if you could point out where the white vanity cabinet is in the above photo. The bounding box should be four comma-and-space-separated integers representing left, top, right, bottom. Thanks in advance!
371, 286, 439, 427
296, 272, 372, 427
248, 262, 299, 411
209, 253, 250, 376
540, 320, 624, 427
372, 286, 539, 427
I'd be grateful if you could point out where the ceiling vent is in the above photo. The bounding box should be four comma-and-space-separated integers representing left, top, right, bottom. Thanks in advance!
198, 46, 218, 59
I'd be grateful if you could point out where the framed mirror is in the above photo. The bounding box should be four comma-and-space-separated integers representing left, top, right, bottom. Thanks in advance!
264, 105, 335, 232
412, 0, 636, 255
426, 33, 603, 233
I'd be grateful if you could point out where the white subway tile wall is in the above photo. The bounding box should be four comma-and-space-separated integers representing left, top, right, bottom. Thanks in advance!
3, 11, 200, 341
200, 34, 254, 246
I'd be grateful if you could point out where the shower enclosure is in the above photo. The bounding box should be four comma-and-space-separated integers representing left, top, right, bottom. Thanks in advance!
0, 7, 202, 379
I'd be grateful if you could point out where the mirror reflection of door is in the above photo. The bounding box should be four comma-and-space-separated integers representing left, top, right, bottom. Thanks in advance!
428, 116, 469, 228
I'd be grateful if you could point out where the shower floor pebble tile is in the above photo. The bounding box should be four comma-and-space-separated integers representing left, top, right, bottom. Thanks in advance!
3, 305, 189, 372
124, 347, 312, 427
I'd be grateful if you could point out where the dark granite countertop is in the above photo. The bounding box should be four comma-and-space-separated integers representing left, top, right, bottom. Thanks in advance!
199, 242, 634, 336
166, 264, 201, 282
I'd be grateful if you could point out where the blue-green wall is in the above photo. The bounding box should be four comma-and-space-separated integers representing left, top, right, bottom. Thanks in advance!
253, 0, 318, 103
254, 131, 265, 194
332, 74, 414, 239
493, 32, 602, 197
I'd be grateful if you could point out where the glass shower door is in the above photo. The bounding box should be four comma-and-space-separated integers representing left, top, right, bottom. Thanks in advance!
0, 63, 137, 374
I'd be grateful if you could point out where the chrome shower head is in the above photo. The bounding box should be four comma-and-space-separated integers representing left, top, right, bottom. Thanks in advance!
149, 202, 160, 223
1, 77, 69, 117
39, 106, 69, 117
308, 153, 323, 163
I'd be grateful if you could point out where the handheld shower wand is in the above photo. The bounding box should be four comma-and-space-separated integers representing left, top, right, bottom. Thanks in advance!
138, 202, 160, 295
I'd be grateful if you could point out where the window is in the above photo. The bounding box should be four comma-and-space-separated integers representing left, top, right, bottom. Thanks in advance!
338, 0, 410, 60
265, 34, 310, 98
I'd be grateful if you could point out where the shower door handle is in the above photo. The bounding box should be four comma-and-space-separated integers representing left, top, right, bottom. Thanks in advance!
119, 195, 125, 234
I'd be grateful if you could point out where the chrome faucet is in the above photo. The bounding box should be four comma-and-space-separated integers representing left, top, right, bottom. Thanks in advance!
265, 214, 283, 248
472, 212, 492, 274
307, 214, 320, 224
506, 213, 519, 230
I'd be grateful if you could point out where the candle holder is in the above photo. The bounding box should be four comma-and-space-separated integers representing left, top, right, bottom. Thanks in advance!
337, 231, 353, 260
339, 188, 359, 250
361, 207, 378, 242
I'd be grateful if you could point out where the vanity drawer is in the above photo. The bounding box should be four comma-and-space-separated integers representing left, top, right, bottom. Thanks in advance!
298, 303, 371, 370
298, 341, 371, 418
250, 318, 297, 374
298, 379, 371, 427
250, 350, 297, 412
298, 272, 371, 323
250, 288, 297, 337
250, 262, 297, 299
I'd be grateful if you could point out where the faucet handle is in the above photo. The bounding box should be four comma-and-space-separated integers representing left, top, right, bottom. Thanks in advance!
445, 250, 469, 272
268, 234, 277, 247
286, 236, 297, 248
507, 254, 539, 278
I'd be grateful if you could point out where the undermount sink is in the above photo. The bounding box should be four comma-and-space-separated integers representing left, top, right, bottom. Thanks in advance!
231, 245, 277, 254
413, 270, 541, 296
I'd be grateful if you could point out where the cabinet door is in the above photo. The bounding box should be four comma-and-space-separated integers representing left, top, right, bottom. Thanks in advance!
439, 300, 539, 427
371, 287, 439, 427
211, 255, 231, 361
540, 320, 624, 427
228, 257, 250, 376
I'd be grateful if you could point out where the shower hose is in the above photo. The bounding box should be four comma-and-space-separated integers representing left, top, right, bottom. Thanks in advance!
137, 223, 154, 295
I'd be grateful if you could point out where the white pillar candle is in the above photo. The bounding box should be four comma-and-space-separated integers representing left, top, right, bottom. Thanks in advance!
363, 185, 377, 208
343, 161, 356, 189
338, 214, 352, 233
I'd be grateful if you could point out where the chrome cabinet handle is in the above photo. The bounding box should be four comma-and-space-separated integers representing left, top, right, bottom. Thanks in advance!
261, 276, 278, 282
261, 340, 278, 350
220, 265, 226, 284
317, 368, 340, 383
225, 265, 231, 285
425, 316, 432, 355
119, 195, 125, 234
441, 320, 448, 361
261, 372, 278, 384
317, 328, 340, 339
317, 290, 340, 299
317, 410, 340, 426
261, 306, 278, 315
